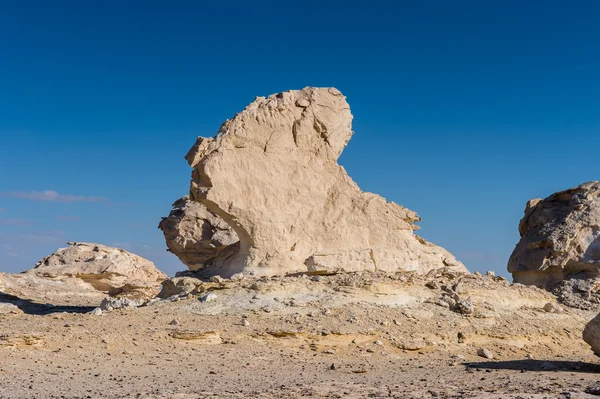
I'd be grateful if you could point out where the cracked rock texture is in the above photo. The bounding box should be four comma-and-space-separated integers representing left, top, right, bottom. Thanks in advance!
159, 196, 239, 271
509, 181, 600, 290
31, 242, 167, 298
170, 87, 466, 277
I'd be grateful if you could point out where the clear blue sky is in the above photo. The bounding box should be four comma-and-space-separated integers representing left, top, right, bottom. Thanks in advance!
1, 1, 599, 277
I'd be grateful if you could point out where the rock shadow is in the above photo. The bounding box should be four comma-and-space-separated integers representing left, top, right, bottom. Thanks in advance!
0, 291, 96, 315
465, 359, 600, 373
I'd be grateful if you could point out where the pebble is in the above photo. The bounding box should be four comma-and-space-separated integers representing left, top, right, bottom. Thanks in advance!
477, 348, 493, 359
543, 302, 564, 313
90, 308, 103, 316
169, 319, 179, 325
242, 319, 250, 326
456, 297, 474, 315
200, 293, 218, 303
209, 275, 224, 283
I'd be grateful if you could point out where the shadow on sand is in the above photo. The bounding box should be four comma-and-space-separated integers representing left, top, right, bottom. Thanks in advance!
0, 291, 96, 315
465, 359, 600, 373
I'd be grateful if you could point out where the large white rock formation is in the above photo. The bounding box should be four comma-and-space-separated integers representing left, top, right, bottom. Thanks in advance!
166, 87, 467, 277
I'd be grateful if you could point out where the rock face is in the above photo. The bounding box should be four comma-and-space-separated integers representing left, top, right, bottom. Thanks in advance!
583, 311, 600, 356
165, 87, 466, 278
508, 181, 600, 291
31, 242, 167, 297
159, 196, 238, 271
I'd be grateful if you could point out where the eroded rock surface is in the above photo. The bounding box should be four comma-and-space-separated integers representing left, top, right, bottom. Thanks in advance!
159, 196, 238, 271
31, 242, 167, 298
174, 87, 466, 277
508, 181, 600, 293
583, 311, 600, 355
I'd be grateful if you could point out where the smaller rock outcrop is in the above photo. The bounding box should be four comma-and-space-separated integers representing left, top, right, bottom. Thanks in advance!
158, 196, 239, 271
508, 182, 600, 302
583, 312, 600, 356
30, 242, 167, 298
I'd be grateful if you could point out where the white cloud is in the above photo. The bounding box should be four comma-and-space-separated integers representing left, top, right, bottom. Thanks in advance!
0, 190, 108, 203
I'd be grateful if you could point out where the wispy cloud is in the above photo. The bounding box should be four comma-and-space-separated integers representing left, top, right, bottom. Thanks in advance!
0, 218, 32, 226
56, 215, 81, 221
0, 190, 108, 203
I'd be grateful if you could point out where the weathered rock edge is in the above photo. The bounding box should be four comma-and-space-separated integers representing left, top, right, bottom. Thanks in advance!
508, 181, 600, 291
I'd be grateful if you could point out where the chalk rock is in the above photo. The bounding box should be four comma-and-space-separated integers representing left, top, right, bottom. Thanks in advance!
583, 311, 600, 356
508, 181, 600, 290
176, 87, 467, 277
31, 242, 167, 298
159, 196, 239, 271
99, 296, 145, 311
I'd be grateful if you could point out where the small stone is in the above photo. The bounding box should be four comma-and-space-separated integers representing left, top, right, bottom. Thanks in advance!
477, 348, 493, 359
425, 281, 438, 289
90, 308, 103, 316
296, 99, 310, 107
585, 382, 600, 395
374, 340, 384, 346
230, 273, 244, 281
170, 319, 179, 325
242, 319, 250, 326
323, 349, 336, 354
457, 332, 465, 344
99, 297, 144, 311
200, 293, 218, 303
401, 340, 428, 351
543, 302, 563, 313
209, 275, 224, 283
485, 271, 495, 277
329, 363, 336, 370
456, 297, 474, 315
473, 272, 482, 277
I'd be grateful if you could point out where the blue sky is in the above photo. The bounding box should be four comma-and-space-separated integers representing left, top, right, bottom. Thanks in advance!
0, 1, 599, 276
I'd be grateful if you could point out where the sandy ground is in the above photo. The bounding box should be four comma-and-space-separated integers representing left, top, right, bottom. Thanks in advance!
1, 271, 600, 399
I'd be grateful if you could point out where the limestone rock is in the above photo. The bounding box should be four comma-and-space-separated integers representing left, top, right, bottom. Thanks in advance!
99, 296, 145, 311
477, 348, 493, 359
583, 311, 600, 355
159, 196, 239, 271
31, 242, 167, 298
508, 181, 600, 290
177, 87, 467, 277
0, 271, 105, 306
158, 276, 206, 298
543, 302, 563, 313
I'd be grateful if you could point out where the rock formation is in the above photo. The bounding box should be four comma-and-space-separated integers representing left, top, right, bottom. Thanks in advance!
159, 196, 238, 271
508, 181, 600, 294
30, 242, 167, 298
583, 311, 600, 356
162, 87, 467, 277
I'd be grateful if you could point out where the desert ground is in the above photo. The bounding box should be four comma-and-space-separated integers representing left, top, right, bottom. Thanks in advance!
1, 271, 600, 399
